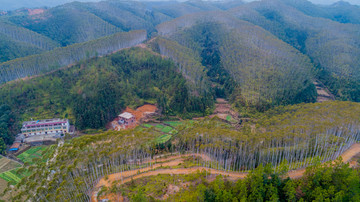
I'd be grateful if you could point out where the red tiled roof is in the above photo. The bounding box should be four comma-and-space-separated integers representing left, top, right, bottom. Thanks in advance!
25, 121, 66, 127
10, 142, 21, 149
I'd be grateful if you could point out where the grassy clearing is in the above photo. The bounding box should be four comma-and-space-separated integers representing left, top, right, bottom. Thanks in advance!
226, 115, 231, 121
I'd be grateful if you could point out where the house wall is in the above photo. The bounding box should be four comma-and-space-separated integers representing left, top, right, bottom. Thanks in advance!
21, 120, 70, 137
118, 117, 135, 125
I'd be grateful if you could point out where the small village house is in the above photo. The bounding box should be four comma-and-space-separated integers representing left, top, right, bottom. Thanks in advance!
118, 112, 135, 126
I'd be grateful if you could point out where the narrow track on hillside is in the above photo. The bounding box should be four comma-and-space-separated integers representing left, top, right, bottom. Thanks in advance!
91, 143, 360, 201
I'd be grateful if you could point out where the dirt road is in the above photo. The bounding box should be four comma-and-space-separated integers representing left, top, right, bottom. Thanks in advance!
91, 143, 360, 201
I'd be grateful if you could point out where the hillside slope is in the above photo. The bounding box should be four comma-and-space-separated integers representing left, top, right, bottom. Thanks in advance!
0, 30, 147, 84
229, 0, 360, 101
157, 12, 316, 109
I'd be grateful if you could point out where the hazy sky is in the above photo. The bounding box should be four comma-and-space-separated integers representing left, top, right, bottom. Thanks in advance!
307, 0, 360, 5
0, 0, 359, 11
244, 0, 360, 5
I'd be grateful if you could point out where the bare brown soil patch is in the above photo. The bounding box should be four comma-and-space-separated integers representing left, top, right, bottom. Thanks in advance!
27, 8, 45, 15
195, 98, 239, 125
314, 81, 335, 102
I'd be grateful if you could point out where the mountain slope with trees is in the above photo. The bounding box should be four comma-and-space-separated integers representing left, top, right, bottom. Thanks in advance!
157, 13, 316, 110
0, 47, 213, 131
229, 0, 360, 101
8, 3, 121, 46
0, 30, 147, 84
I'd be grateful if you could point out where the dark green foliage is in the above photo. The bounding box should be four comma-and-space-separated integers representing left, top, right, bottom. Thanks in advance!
198, 23, 236, 99
168, 159, 360, 201
318, 68, 360, 102
166, 19, 316, 110
0, 48, 212, 130
0, 138, 6, 155
0, 105, 15, 145
0, 33, 43, 63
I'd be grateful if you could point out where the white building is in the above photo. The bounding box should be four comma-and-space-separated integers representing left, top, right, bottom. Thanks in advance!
118, 112, 136, 126
21, 118, 70, 137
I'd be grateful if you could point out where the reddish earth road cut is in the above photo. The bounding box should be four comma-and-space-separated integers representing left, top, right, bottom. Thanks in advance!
91, 143, 360, 202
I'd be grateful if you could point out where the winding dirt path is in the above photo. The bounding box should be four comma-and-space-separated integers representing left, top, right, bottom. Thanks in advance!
91, 143, 360, 202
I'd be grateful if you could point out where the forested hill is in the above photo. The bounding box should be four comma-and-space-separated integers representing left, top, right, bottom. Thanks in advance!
156, 12, 316, 110
0, 0, 240, 63
229, 0, 360, 101
0, 30, 147, 84
0, 47, 213, 130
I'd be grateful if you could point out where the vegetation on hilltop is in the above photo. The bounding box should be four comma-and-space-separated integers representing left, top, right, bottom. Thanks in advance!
150, 37, 211, 96
8, 4, 121, 46
0, 33, 43, 63
159, 18, 316, 110
230, 0, 360, 102
0, 30, 147, 84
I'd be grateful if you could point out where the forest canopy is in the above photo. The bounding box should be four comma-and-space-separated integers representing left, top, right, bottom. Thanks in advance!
0, 47, 213, 131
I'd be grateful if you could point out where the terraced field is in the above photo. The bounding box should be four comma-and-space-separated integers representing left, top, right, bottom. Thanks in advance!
141, 121, 183, 144
0, 145, 54, 185
17, 146, 48, 165
0, 156, 21, 173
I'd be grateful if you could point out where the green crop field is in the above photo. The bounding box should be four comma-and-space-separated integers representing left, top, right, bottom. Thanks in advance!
0, 170, 21, 184
0, 146, 52, 184
156, 134, 172, 144
161, 126, 173, 133
17, 146, 48, 164
0, 168, 32, 185
143, 124, 153, 128
155, 124, 165, 129
164, 121, 183, 127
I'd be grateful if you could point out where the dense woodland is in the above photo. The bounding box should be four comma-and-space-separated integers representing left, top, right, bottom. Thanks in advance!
3, 102, 359, 201
159, 19, 316, 110
229, 0, 360, 101
0, 105, 14, 154
0, 48, 213, 130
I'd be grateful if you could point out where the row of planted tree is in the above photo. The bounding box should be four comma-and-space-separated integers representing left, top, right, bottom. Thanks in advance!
5, 102, 360, 201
